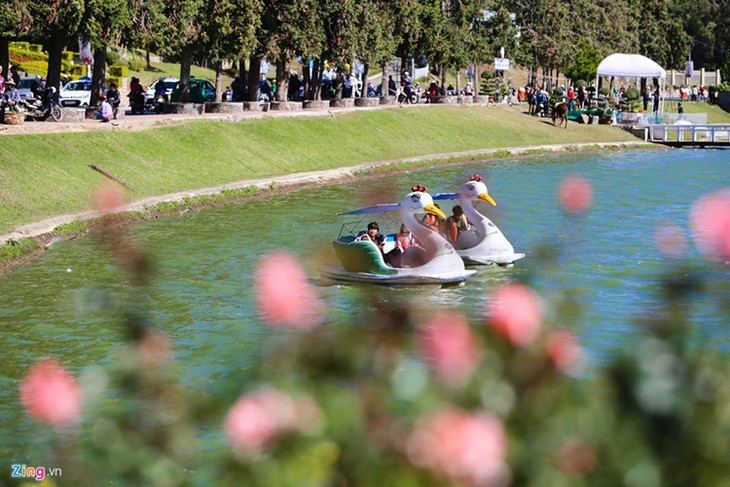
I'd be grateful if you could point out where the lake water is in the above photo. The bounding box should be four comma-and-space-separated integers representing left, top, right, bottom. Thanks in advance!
1, 148, 728, 463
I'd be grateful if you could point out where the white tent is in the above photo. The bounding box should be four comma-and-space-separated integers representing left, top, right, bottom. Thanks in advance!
596, 53, 666, 121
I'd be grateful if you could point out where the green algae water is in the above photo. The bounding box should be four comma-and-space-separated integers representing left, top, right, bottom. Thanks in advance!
1, 148, 729, 465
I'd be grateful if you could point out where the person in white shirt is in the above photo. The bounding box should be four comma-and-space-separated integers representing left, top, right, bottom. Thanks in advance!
95, 94, 114, 122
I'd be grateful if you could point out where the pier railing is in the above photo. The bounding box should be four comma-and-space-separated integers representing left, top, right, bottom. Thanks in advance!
648, 124, 730, 146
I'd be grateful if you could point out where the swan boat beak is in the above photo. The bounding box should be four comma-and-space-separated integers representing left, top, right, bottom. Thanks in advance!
479, 193, 497, 206
424, 204, 447, 219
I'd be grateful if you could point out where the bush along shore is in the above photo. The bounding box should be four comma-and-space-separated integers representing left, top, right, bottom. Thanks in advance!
0, 105, 649, 273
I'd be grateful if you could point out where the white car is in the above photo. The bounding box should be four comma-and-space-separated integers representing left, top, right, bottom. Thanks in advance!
144, 77, 179, 108
60, 77, 92, 107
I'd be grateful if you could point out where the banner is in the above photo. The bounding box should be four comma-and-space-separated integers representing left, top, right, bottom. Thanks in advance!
685, 60, 694, 78
78, 39, 93, 65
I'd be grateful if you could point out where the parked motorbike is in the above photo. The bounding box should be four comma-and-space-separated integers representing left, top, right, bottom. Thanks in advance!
153, 94, 167, 114
20, 89, 62, 122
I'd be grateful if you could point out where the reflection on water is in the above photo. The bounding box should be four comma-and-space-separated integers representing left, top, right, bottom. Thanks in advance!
1, 148, 729, 460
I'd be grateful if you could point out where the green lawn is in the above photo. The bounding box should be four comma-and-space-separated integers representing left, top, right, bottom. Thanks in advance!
668, 101, 730, 124
0, 105, 640, 235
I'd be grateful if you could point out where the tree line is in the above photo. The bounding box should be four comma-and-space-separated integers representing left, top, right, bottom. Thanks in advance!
1, 0, 728, 105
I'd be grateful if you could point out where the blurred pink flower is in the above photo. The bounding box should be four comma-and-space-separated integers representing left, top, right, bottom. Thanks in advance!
690, 189, 730, 262
559, 175, 593, 214
254, 252, 323, 329
654, 222, 687, 258
419, 311, 481, 385
94, 183, 126, 213
20, 358, 82, 426
546, 330, 585, 375
487, 283, 542, 346
224, 388, 321, 455
407, 408, 507, 486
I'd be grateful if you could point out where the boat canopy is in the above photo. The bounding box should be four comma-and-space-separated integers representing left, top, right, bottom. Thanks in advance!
337, 203, 401, 216
432, 193, 459, 201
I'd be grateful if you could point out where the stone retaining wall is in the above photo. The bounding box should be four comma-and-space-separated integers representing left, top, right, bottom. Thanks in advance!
330, 98, 354, 108
59, 107, 86, 123
354, 98, 380, 107
270, 101, 303, 111
432, 96, 459, 105
166, 102, 205, 115
379, 96, 397, 105
243, 101, 268, 112
205, 102, 244, 114
303, 100, 329, 110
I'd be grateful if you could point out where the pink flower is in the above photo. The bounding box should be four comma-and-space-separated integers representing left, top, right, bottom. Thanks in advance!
690, 189, 730, 262
654, 222, 687, 258
487, 283, 542, 346
254, 252, 323, 329
419, 312, 481, 385
20, 358, 83, 426
546, 330, 585, 375
407, 408, 507, 486
224, 388, 320, 455
559, 175, 593, 214
94, 183, 126, 213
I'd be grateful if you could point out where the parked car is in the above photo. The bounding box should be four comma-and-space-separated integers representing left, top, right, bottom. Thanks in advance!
144, 77, 179, 108
17, 76, 39, 101
169, 77, 216, 103
60, 76, 92, 107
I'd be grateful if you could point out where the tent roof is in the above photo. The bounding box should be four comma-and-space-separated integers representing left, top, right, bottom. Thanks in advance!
596, 53, 666, 79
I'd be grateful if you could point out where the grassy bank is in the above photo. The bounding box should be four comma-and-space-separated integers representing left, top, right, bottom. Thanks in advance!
0, 105, 639, 236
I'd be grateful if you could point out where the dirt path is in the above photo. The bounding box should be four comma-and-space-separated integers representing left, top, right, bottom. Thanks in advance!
0, 103, 411, 136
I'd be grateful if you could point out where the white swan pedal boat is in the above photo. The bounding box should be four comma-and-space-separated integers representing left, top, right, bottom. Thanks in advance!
433, 177, 525, 266
319, 191, 477, 286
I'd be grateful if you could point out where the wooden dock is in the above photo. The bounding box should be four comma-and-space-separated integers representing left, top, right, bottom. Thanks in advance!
648, 124, 730, 147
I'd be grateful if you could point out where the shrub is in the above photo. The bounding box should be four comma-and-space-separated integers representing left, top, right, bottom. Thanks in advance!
28, 44, 43, 53
106, 76, 121, 88
61, 51, 75, 62
10, 41, 30, 50
553, 87, 564, 97
624, 87, 641, 100
106, 51, 121, 66
69, 65, 85, 76
599, 87, 611, 97
574, 79, 587, 89
108, 65, 129, 77
9, 47, 48, 62
128, 58, 145, 72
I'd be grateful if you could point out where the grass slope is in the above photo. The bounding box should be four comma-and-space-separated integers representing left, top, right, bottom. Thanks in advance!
0, 105, 638, 234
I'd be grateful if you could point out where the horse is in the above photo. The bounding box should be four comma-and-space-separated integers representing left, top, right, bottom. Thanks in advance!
552, 102, 568, 128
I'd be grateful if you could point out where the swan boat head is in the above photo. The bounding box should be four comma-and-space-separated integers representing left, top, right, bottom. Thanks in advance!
454, 175, 524, 265
461, 178, 496, 207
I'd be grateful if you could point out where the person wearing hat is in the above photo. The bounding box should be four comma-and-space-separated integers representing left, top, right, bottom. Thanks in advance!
3, 78, 21, 110
94, 93, 113, 122
0, 65, 5, 91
